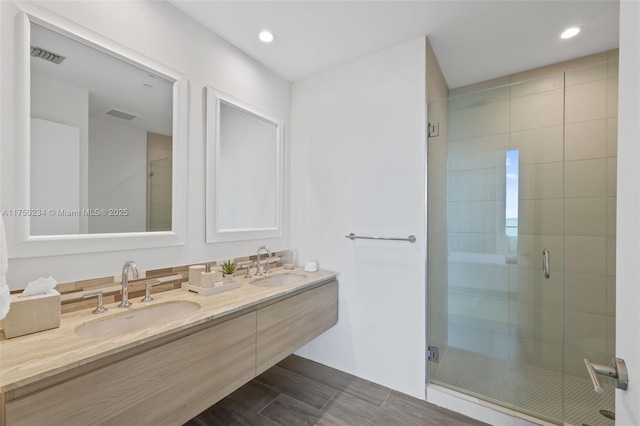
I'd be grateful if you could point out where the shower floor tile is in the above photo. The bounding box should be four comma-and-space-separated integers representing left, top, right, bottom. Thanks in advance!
431, 347, 615, 426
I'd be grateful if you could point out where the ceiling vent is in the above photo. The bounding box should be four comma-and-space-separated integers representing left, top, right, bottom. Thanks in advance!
103, 107, 140, 121
30, 46, 65, 64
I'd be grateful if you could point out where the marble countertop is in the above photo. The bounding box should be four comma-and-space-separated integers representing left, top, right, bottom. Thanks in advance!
0, 268, 337, 393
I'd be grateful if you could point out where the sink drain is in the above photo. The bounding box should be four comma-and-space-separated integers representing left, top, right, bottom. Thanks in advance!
599, 409, 615, 420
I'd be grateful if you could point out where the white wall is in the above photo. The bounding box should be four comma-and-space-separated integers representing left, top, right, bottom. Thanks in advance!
31, 73, 89, 231
1, 0, 290, 287
88, 115, 147, 233
615, 1, 640, 424
30, 118, 80, 235
290, 37, 427, 398
0, 1, 3, 216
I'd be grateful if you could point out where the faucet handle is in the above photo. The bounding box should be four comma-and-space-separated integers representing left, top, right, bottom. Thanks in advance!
84, 291, 108, 314
263, 251, 272, 275
238, 262, 252, 278
141, 280, 162, 302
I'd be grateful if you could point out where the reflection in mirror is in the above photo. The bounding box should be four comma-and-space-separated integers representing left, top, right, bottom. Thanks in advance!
29, 23, 173, 235
206, 88, 283, 242
218, 102, 278, 230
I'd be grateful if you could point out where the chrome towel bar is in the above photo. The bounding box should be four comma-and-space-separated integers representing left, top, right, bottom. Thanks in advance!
345, 233, 416, 243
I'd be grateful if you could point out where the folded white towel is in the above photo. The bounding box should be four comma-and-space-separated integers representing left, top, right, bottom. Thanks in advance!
0, 218, 10, 320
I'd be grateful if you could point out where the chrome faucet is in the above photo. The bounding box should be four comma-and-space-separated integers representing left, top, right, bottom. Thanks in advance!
118, 260, 139, 308
256, 246, 272, 276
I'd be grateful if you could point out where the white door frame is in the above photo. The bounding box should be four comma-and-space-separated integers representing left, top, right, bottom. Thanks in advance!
615, 1, 640, 424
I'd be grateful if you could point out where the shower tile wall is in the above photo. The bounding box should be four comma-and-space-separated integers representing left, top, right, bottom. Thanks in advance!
445, 52, 618, 379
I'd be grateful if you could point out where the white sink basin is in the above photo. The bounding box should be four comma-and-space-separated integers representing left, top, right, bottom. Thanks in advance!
250, 273, 307, 287
75, 300, 200, 339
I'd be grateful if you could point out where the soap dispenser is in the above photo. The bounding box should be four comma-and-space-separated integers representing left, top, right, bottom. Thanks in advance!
200, 263, 217, 288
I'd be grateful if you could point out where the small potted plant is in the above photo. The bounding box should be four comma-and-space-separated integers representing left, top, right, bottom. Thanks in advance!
220, 259, 237, 284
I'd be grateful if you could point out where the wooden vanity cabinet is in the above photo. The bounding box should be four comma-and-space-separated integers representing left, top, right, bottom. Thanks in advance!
1, 279, 338, 426
256, 280, 338, 374
4, 311, 257, 426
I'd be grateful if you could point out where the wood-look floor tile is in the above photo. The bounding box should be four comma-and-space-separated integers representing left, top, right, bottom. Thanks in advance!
256, 365, 336, 410
183, 418, 206, 426
259, 393, 347, 426
193, 396, 280, 426
377, 391, 490, 426
321, 391, 380, 426
277, 355, 390, 406
186, 359, 489, 426
226, 379, 281, 412
189, 380, 280, 426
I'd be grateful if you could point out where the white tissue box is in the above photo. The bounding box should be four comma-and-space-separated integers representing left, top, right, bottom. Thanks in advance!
2, 290, 61, 339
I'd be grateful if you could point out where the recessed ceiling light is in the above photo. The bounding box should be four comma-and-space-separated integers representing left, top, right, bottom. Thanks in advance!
561, 27, 581, 39
259, 30, 274, 43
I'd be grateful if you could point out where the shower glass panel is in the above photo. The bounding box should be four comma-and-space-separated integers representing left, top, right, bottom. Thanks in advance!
562, 60, 617, 426
427, 60, 618, 426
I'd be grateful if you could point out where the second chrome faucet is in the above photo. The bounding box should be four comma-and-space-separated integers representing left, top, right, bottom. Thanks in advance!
118, 260, 139, 308
256, 246, 272, 276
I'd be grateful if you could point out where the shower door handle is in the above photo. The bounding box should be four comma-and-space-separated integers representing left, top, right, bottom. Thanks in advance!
584, 358, 628, 394
542, 249, 550, 279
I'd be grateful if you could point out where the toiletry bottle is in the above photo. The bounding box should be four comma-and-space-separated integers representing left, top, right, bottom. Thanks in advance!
189, 265, 205, 286
200, 263, 215, 288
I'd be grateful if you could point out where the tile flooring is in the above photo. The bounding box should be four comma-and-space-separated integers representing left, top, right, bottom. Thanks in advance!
185, 355, 487, 426
432, 347, 615, 426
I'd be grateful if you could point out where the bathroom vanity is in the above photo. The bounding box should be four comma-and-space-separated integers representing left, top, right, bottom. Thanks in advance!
0, 270, 338, 426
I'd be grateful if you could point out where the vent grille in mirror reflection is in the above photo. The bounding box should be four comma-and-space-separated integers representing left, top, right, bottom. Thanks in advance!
104, 107, 140, 121
30, 46, 66, 64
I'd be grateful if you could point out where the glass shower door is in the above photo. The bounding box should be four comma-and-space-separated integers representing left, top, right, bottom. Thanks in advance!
428, 71, 566, 423
428, 60, 619, 425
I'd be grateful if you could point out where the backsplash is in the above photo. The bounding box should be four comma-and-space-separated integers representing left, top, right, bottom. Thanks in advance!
15, 252, 283, 314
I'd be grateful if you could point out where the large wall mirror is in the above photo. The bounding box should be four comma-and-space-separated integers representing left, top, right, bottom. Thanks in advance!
6, 7, 188, 258
30, 23, 173, 235
205, 87, 283, 242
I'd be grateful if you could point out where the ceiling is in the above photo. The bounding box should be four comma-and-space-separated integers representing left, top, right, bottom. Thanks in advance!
31, 23, 173, 135
169, 0, 619, 89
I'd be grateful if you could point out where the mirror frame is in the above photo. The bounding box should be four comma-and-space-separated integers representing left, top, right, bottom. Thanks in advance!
205, 87, 284, 243
6, 5, 188, 258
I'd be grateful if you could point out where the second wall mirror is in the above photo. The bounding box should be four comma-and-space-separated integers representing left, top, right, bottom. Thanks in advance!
205, 87, 283, 242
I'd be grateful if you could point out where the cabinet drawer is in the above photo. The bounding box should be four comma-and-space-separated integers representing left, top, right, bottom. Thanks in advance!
256, 280, 338, 375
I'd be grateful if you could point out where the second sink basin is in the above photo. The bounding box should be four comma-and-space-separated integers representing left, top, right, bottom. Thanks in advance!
250, 273, 307, 287
75, 300, 201, 339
